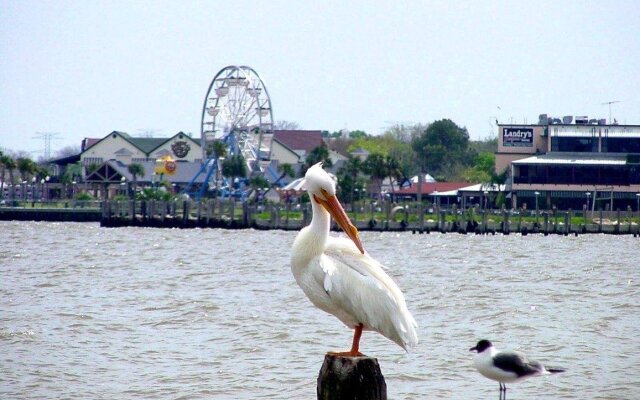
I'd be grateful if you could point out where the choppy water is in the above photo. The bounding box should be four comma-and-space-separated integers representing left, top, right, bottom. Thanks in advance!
1, 221, 639, 399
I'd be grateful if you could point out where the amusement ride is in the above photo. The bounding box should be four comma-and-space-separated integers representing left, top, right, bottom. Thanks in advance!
183, 65, 276, 200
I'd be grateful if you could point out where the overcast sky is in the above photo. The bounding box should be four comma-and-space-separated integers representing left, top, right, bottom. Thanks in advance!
2, 0, 639, 158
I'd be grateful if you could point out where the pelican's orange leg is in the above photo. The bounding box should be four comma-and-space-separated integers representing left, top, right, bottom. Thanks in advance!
349, 323, 364, 356
328, 323, 364, 357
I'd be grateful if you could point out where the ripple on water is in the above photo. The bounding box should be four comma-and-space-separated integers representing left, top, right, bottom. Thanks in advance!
1, 223, 639, 399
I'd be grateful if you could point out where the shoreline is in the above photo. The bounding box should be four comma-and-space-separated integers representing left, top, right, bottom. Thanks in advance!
1, 202, 639, 236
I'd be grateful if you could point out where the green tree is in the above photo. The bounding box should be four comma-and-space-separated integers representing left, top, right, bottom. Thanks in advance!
127, 163, 145, 196
207, 140, 227, 158
300, 145, 333, 177
16, 157, 36, 182
222, 154, 248, 179
338, 156, 364, 204
276, 163, 295, 185
385, 155, 403, 194
0, 154, 16, 199
348, 136, 391, 156
348, 130, 368, 139
248, 175, 270, 202
387, 139, 418, 179
469, 135, 498, 154
363, 153, 388, 199
462, 152, 495, 183
411, 119, 473, 179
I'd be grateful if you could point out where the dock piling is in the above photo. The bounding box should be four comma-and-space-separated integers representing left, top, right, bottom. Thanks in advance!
317, 354, 386, 400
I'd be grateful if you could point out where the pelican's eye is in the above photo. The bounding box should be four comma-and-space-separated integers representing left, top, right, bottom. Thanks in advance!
320, 188, 331, 199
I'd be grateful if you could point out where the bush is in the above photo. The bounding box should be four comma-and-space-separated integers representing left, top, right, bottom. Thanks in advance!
136, 188, 173, 201
76, 192, 93, 201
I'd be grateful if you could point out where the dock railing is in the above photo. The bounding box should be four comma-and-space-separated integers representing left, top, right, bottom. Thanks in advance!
98, 199, 640, 235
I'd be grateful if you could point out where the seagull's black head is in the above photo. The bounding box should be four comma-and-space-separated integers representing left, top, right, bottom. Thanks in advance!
469, 339, 493, 353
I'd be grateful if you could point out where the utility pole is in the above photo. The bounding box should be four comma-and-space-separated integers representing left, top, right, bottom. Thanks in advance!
32, 132, 61, 161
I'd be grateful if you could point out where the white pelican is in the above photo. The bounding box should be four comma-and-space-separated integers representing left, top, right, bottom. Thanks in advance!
470, 339, 566, 399
290, 163, 418, 355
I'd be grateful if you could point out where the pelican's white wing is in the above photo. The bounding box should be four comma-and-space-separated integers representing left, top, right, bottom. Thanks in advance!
316, 236, 418, 350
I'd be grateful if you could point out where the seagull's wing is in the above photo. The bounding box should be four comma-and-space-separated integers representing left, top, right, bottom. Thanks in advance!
493, 351, 543, 377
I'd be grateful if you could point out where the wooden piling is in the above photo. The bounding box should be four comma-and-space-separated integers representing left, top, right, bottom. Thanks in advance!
544, 212, 549, 235
317, 354, 386, 400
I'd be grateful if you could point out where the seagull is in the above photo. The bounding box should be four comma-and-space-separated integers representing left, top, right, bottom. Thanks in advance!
470, 339, 565, 399
290, 163, 418, 356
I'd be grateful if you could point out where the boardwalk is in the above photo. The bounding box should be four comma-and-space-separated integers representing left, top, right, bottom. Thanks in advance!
98, 199, 640, 236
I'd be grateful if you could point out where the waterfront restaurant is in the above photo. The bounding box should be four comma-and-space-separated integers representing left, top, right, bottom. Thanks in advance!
495, 115, 640, 211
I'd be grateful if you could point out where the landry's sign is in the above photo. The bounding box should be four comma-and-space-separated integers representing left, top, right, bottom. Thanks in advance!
503, 128, 533, 147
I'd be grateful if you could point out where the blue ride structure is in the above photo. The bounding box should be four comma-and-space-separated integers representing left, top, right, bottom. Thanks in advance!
183, 66, 275, 200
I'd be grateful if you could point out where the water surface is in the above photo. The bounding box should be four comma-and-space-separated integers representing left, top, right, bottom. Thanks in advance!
1, 222, 638, 399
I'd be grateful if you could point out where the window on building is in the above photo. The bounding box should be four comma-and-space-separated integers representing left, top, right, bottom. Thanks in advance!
548, 166, 572, 184
83, 157, 103, 165
603, 138, 640, 153
551, 137, 597, 152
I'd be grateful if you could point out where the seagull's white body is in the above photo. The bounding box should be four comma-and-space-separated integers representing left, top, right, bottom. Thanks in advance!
471, 339, 565, 393
290, 164, 418, 352
473, 345, 531, 383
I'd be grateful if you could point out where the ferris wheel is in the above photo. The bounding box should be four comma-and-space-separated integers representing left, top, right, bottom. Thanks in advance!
201, 65, 274, 173
185, 65, 274, 199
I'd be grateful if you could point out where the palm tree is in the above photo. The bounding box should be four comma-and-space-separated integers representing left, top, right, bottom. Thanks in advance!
0, 153, 9, 199
208, 140, 227, 159
342, 156, 363, 205
275, 163, 295, 186
127, 163, 145, 197
222, 154, 248, 179
16, 157, 36, 201
16, 157, 35, 182
363, 153, 387, 200
300, 145, 333, 177
3, 156, 17, 202
385, 155, 402, 199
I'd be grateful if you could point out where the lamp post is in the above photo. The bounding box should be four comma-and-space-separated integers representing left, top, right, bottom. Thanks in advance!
483, 190, 489, 210
354, 187, 359, 214
362, 188, 366, 213
40, 178, 45, 202
370, 200, 375, 223
636, 193, 640, 212
72, 180, 77, 200
45, 176, 50, 202
586, 192, 591, 216
31, 177, 36, 207
120, 176, 127, 197
534, 191, 540, 224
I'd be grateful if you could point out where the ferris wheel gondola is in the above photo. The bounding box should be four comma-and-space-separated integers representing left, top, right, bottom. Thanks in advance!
201, 65, 274, 172
184, 66, 274, 200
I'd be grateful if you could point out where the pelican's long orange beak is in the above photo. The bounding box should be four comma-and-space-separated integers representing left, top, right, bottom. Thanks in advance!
314, 191, 365, 254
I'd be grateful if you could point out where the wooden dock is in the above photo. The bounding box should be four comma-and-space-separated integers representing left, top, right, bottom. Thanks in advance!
98, 199, 640, 236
